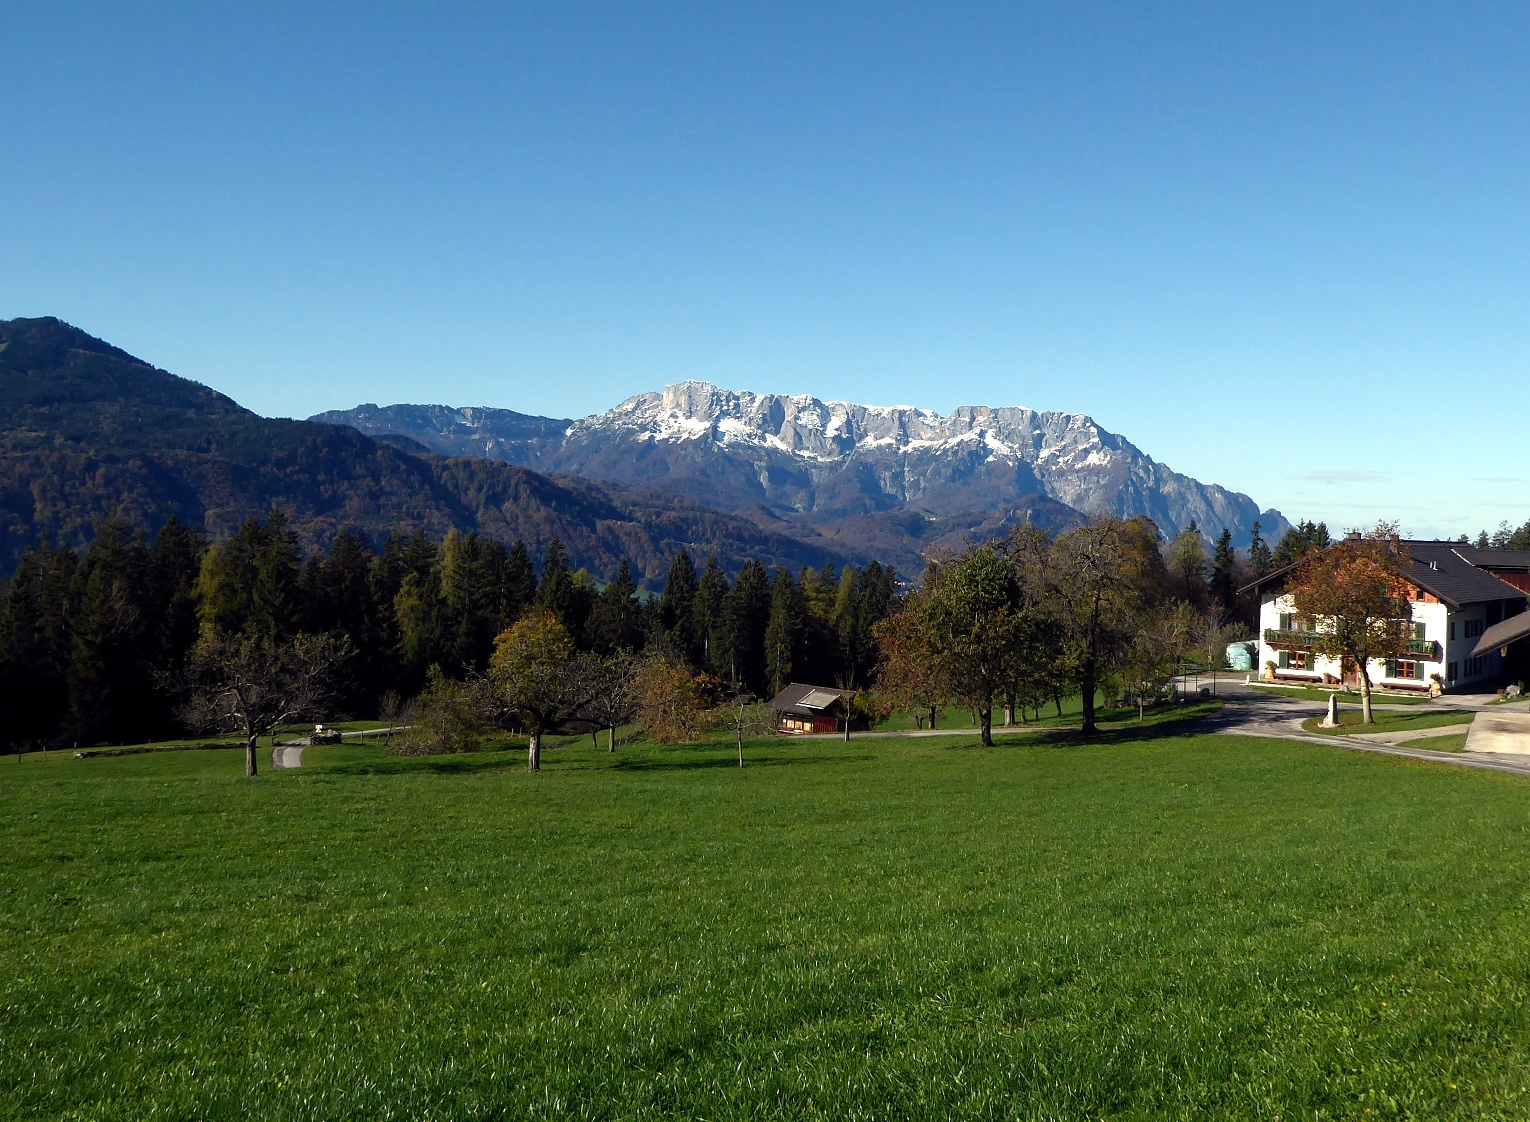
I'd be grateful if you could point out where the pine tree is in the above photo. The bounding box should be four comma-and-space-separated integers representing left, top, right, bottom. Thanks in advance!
1247, 521, 1272, 578
504, 539, 538, 619
251, 510, 302, 645
660, 549, 700, 662
67, 519, 155, 745
721, 559, 770, 693
1209, 528, 1238, 621
0, 542, 77, 749
590, 559, 643, 654
693, 556, 730, 674
1271, 520, 1331, 571
764, 567, 802, 697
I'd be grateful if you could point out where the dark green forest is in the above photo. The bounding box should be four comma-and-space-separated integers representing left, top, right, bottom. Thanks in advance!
0, 513, 897, 752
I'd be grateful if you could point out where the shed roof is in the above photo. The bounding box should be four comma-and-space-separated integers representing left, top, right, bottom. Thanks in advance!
1453, 545, 1530, 572
1472, 611, 1530, 658
766, 682, 855, 716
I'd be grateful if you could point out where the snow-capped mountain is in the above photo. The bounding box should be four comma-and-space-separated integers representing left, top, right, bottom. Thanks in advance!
312, 381, 1286, 552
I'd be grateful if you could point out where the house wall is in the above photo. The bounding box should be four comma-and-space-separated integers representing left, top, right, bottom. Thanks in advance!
1257, 591, 1451, 691
1441, 603, 1509, 688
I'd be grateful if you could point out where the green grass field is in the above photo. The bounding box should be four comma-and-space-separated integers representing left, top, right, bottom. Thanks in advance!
1301, 709, 1477, 736
1250, 684, 1432, 705
7, 723, 1530, 1119
1406, 731, 1471, 752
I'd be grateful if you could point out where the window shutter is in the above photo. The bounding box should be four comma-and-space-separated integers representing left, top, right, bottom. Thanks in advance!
1278, 651, 1288, 669
1386, 660, 1395, 678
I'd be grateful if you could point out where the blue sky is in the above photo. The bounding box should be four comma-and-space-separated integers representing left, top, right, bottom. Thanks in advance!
3, 2, 1528, 540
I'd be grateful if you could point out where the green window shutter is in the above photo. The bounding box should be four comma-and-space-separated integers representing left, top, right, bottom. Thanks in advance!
1386, 660, 1395, 677
1278, 651, 1288, 669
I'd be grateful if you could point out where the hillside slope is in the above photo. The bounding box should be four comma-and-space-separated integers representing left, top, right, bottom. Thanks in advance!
0, 318, 849, 585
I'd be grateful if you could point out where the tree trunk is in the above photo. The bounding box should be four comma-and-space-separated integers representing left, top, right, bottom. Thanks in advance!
1359, 662, 1374, 724
980, 706, 993, 747
1080, 659, 1098, 733
528, 732, 541, 771
843, 714, 851, 742
608, 724, 617, 752
245, 734, 259, 778
737, 727, 744, 768
1003, 695, 1014, 726
929, 705, 937, 730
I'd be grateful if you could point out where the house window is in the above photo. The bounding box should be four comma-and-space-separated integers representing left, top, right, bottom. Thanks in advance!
1411, 622, 1426, 640
1465, 619, 1484, 639
1278, 612, 1294, 630
1278, 650, 1314, 671
1449, 621, 1456, 641
1465, 656, 1486, 677
1386, 660, 1420, 680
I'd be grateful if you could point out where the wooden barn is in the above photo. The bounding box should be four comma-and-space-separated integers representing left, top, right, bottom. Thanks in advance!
766, 683, 862, 735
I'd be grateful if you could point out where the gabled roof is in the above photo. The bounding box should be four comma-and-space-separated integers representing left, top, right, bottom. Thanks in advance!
766, 682, 854, 716
1473, 611, 1530, 658
1240, 539, 1527, 610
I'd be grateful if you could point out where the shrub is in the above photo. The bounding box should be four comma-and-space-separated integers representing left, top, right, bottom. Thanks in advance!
391, 667, 488, 756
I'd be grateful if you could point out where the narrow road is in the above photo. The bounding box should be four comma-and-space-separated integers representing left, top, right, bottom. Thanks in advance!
1187, 678, 1530, 780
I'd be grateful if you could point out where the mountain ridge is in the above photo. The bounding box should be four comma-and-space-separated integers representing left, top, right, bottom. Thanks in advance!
0, 317, 852, 586
313, 380, 1287, 547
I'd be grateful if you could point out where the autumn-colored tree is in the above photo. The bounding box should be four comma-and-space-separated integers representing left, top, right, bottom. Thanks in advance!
488, 610, 594, 771
634, 655, 705, 744
872, 601, 946, 730
1287, 525, 1414, 724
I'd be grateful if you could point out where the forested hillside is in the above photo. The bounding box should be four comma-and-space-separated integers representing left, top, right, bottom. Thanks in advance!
0, 512, 896, 751
0, 317, 848, 584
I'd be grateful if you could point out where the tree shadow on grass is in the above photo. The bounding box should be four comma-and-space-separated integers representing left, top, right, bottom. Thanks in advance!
310, 752, 526, 777
606, 750, 878, 772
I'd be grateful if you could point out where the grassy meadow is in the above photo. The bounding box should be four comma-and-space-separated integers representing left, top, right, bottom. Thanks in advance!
6, 722, 1530, 1119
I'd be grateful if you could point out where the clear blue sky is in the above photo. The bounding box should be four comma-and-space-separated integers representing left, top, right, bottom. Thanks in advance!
3, 2, 1527, 540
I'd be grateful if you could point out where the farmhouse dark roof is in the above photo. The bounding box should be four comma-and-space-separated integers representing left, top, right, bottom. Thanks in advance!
1239, 539, 1527, 610
1453, 545, 1530, 572
1472, 611, 1530, 658
766, 682, 854, 716
1406, 542, 1525, 609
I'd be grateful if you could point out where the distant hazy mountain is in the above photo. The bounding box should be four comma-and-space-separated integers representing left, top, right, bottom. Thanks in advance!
314, 381, 1287, 549
0, 319, 851, 585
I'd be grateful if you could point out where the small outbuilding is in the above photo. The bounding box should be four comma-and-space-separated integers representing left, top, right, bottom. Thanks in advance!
765, 683, 862, 735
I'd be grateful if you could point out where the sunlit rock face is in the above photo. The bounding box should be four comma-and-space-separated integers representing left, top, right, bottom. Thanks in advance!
315, 380, 1286, 548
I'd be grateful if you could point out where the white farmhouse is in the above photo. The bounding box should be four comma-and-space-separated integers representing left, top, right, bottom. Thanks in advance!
1243, 540, 1530, 693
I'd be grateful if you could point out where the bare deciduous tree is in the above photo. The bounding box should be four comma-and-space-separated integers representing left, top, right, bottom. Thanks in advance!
583, 651, 638, 752
709, 690, 775, 767
180, 632, 353, 777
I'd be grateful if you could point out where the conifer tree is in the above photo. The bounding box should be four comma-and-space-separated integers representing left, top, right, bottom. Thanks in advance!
590, 558, 643, 653
764, 567, 802, 697
722, 559, 771, 694
692, 556, 730, 674
660, 549, 700, 662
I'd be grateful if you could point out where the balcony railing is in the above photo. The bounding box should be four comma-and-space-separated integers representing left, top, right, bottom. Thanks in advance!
1265, 629, 1437, 660
1264, 628, 1322, 647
